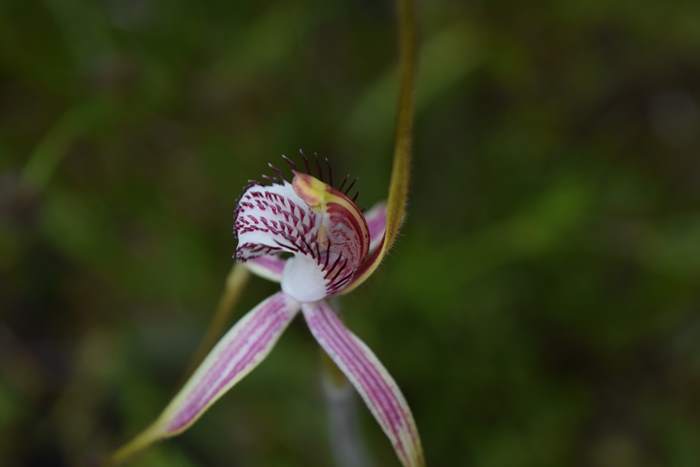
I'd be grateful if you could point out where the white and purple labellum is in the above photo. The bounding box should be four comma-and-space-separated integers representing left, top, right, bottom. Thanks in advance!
234, 158, 370, 303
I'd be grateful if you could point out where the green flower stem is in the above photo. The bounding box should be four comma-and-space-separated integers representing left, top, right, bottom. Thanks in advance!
340, 0, 417, 294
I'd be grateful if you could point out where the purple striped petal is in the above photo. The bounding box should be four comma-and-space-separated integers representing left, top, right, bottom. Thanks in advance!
364, 201, 387, 252
244, 254, 286, 282
303, 301, 424, 467
119, 292, 299, 455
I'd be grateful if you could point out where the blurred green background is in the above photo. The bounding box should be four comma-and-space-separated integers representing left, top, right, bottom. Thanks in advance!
2, 1, 700, 466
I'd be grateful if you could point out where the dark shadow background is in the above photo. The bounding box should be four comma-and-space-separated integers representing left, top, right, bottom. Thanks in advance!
2, 1, 700, 466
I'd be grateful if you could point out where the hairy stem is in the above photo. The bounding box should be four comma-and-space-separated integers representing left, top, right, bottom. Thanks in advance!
341, 0, 417, 294
385, 0, 417, 251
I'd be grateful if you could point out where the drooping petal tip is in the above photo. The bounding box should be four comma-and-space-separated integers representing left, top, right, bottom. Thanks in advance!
113, 292, 300, 463
303, 301, 425, 467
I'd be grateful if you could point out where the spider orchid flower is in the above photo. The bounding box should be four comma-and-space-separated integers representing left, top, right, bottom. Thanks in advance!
118, 160, 424, 467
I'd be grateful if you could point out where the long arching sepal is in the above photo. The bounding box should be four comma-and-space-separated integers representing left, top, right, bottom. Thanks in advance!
112, 292, 299, 464
303, 301, 425, 467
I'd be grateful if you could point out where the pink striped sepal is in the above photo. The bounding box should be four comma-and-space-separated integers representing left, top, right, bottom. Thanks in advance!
116, 292, 299, 455
303, 301, 425, 467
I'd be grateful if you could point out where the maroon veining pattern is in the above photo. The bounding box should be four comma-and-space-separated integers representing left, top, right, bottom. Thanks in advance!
234, 178, 375, 298
322, 203, 368, 295
234, 185, 319, 261
304, 303, 411, 462
167, 293, 291, 432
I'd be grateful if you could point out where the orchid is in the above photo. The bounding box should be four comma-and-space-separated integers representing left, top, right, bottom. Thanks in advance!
114, 158, 424, 467
115, 0, 420, 464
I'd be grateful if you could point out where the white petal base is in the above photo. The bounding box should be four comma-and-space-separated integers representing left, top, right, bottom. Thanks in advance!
281, 254, 327, 302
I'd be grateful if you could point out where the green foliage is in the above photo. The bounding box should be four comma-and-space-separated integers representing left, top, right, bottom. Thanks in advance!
1, 1, 699, 466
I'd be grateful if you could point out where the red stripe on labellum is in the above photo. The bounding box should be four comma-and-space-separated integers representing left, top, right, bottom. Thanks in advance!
235, 164, 376, 298
234, 183, 321, 262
